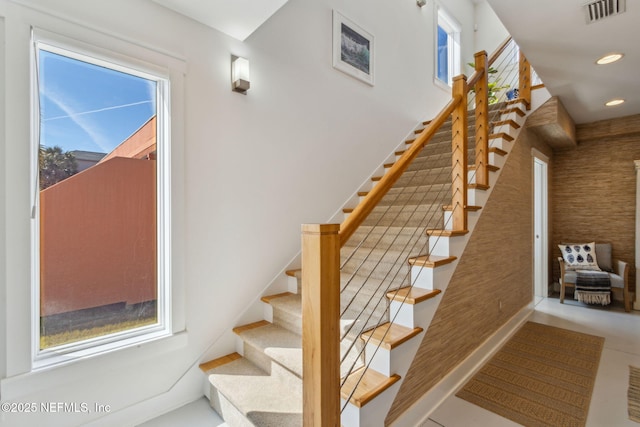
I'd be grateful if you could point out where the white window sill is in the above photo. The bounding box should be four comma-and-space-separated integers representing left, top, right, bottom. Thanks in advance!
1, 330, 188, 401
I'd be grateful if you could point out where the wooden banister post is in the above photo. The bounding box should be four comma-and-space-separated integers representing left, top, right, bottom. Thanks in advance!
473, 50, 489, 188
519, 52, 531, 110
451, 75, 468, 232
301, 224, 340, 427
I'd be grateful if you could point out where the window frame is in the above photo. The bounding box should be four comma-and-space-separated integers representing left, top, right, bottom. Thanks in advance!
30, 29, 173, 369
434, 4, 461, 88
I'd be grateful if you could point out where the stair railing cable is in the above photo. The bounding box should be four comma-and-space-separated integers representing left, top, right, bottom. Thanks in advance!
338, 37, 523, 412
403, 39, 524, 328
338, 139, 457, 370
339, 134, 461, 410
339, 127, 457, 320
343, 81, 466, 408
344, 37, 529, 407
300, 36, 536, 423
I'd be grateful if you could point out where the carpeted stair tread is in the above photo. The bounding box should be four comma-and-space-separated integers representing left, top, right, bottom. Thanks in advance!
234, 322, 303, 378
208, 356, 302, 427
262, 292, 301, 317
363, 202, 447, 226
263, 292, 303, 335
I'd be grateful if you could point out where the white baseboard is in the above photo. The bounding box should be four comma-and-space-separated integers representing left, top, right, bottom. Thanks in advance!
390, 303, 534, 427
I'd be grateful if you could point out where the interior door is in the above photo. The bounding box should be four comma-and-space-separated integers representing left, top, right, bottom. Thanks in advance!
533, 154, 549, 298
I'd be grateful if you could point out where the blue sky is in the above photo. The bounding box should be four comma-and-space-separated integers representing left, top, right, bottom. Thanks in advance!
39, 50, 156, 154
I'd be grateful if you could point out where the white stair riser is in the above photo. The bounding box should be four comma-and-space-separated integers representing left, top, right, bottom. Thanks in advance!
341, 382, 402, 427
492, 123, 516, 134
443, 210, 454, 231
389, 299, 424, 329
410, 261, 457, 290
263, 304, 273, 323
467, 188, 486, 206
500, 110, 525, 126
429, 235, 465, 257
363, 331, 425, 377
287, 275, 299, 294
510, 101, 528, 112
489, 137, 511, 152
488, 151, 506, 168
389, 292, 442, 329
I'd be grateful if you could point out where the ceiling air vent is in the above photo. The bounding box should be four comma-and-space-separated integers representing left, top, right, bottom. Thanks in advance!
584, 0, 626, 23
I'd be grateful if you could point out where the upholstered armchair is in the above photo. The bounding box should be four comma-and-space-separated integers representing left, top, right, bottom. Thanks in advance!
557, 242, 630, 312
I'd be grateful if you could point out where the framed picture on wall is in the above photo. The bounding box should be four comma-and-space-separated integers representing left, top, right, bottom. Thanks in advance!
332, 10, 375, 86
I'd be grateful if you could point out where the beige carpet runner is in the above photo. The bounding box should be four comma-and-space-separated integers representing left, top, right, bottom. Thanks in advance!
630, 365, 640, 422
456, 321, 604, 427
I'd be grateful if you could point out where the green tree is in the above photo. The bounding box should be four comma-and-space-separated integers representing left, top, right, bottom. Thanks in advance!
39, 146, 78, 190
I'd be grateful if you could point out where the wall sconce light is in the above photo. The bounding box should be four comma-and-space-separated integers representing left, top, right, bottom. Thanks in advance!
416, 0, 427, 7
231, 56, 250, 94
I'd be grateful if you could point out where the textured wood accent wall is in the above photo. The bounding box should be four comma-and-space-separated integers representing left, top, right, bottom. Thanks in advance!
552, 119, 640, 294
526, 96, 576, 149
386, 129, 552, 424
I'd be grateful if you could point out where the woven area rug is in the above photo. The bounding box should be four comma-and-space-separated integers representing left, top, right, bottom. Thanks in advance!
456, 321, 604, 427
630, 366, 640, 422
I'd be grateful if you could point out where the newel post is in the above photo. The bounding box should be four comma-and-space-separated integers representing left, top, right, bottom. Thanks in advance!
301, 224, 341, 427
451, 75, 469, 232
474, 50, 489, 188
519, 52, 532, 110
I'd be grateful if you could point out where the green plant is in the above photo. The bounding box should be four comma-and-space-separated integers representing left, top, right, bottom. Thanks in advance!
467, 63, 510, 104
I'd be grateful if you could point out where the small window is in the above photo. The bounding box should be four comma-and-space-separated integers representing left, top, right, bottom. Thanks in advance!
32, 32, 171, 365
435, 6, 461, 87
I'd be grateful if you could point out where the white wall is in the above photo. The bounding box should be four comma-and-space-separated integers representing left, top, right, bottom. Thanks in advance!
0, 0, 486, 425
474, 0, 509, 55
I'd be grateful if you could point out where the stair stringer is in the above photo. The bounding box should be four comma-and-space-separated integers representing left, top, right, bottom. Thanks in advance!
339, 100, 531, 427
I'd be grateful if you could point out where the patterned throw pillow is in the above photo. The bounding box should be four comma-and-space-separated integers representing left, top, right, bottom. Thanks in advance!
558, 242, 601, 271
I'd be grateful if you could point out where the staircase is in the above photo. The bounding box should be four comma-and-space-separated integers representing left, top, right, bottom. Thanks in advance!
199, 98, 530, 427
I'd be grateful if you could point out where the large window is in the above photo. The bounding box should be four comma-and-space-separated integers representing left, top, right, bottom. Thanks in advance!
32, 32, 171, 365
435, 5, 461, 87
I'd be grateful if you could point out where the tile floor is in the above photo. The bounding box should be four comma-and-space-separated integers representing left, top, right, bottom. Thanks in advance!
141, 297, 640, 427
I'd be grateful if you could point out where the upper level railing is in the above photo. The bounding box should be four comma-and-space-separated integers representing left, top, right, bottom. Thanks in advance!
301, 37, 532, 426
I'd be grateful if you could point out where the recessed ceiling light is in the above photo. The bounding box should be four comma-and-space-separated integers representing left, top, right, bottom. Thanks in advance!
605, 99, 625, 107
596, 53, 624, 65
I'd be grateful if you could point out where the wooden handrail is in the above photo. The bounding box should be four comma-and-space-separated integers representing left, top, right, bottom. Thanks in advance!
466, 65, 485, 89
467, 36, 513, 88
339, 94, 463, 247
487, 36, 513, 67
